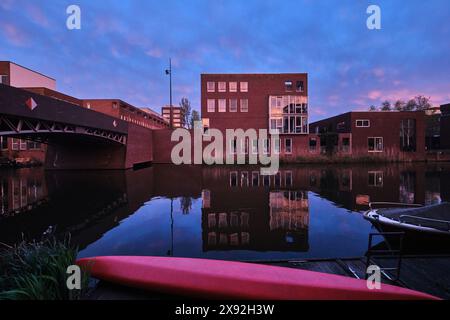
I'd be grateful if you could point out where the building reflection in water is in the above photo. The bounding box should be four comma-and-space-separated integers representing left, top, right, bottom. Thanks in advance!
201, 168, 310, 252
1, 163, 450, 258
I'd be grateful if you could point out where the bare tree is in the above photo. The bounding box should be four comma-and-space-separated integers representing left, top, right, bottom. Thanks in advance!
190, 110, 200, 129
405, 99, 417, 111
414, 95, 432, 111
381, 100, 392, 111
394, 100, 406, 111
179, 97, 192, 128
369, 105, 377, 111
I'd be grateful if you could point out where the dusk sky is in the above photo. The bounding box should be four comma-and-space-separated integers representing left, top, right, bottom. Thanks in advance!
1, 0, 449, 121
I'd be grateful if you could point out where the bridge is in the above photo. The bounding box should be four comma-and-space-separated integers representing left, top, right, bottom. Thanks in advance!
0, 84, 154, 169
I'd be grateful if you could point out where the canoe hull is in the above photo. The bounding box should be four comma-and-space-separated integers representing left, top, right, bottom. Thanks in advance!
76, 256, 438, 300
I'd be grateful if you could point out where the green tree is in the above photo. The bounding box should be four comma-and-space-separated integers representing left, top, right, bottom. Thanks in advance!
179, 97, 191, 128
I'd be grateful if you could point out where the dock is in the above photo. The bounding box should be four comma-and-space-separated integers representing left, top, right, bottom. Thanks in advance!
259, 254, 450, 299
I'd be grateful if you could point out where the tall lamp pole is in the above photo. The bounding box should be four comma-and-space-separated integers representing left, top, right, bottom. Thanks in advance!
165, 58, 173, 127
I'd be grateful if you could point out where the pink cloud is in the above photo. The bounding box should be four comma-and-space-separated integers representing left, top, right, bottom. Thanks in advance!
146, 48, 163, 58
25, 4, 49, 28
2, 23, 28, 46
368, 90, 382, 100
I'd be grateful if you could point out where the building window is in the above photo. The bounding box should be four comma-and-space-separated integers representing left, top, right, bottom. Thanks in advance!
202, 118, 210, 135
356, 119, 370, 127
240, 82, 248, 92
342, 137, 350, 153
400, 119, 416, 152
309, 138, 317, 152
240, 139, 248, 154
285, 138, 292, 154
368, 171, 383, 187
207, 99, 215, 112
229, 99, 237, 112
252, 172, 259, 186
368, 137, 383, 152
240, 99, 248, 112
263, 175, 270, 187
285, 171, 293, 187
0, 75, 8, 84
251, 139, 258, 154
296, 81, 304, 92
273, 138, 280, 154
207, 82, 215, 92
262, 139, 270, 154
241, 171, 249, 187
218, 82, 226, 92
229, 82, 237, 92
274, 172, 281, 187
230, 171, 238, 187
285, 81, 293, 91
27, 141, 41, 150
269, 96, 308, 134
230, 139, 237, 154
0, 137, 8, 150
19, 139, 27, 150
218, 99, 226, 112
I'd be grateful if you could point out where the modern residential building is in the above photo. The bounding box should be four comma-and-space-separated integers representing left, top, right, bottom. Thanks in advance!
200, 73, 310, 158
309, 111, 426, 160
162, 105, 186, 128
81, 99, 169, 130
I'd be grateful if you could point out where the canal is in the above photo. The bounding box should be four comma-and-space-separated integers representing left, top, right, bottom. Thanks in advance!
1, 163, 449, 260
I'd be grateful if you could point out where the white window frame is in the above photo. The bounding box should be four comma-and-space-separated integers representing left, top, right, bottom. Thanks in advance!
229, 82, 237, 92
262, 139, 270, 155
240, 99, 248, 112
368, 171, 384, 187
356, 119, 370, 128
229, 99, 237, 112
285, 81, 293, 91
240, 81, 248, 92
218, 82, 226, 92
251, 171, 260, 187
218, 99, 226, 112
20, 139, 27, 150
207, 81, 215, 93
368, 137, 384, 152
0, 75, 7, 84
207, 99, 215, 112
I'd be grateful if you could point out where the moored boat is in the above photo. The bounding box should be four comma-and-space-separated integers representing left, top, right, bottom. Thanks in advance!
76, 256, 438, 300
364, 202, 450, 239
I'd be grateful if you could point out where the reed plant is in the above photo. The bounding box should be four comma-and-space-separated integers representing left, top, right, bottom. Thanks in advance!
0, 235, 89, 300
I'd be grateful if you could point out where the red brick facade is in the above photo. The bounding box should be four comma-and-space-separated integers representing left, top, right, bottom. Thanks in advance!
309, 111, 426, 160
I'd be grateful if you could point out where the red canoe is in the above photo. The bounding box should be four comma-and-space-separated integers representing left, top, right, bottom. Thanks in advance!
76, 256, 438, 300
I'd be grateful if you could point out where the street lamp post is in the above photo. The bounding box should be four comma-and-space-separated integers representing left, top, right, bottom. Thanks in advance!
165, 58, 173, 127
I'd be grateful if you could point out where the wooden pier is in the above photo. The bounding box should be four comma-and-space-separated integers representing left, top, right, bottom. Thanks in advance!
259, 254, 450, 299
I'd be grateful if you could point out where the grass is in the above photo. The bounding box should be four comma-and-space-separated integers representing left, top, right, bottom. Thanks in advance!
0, 235, 90, 300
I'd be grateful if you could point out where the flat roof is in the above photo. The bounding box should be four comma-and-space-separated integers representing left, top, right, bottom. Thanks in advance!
0, 61, 56, 81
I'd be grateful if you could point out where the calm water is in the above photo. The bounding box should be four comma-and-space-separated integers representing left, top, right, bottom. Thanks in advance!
1, 163, 449, 260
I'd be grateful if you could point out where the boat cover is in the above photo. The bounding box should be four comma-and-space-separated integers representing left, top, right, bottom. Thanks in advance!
377, 202, 450, 231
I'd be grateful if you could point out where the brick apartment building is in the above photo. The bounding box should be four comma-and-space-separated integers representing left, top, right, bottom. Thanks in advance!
200, 73, 313, 160
440, 104, 450, 149
81, 99, 169, 130
162, 105, 186, 128
309, 111, 426, 161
